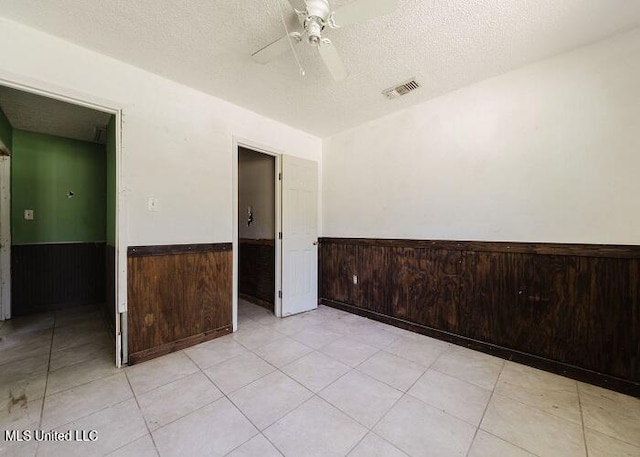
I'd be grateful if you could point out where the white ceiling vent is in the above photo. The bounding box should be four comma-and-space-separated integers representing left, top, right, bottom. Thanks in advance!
382, 78, 421, 99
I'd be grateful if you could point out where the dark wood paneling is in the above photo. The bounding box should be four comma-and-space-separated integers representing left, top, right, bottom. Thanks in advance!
127, 243, 232, 364
323, 238, 640, 258
11, 243, 105, 315
103, 245, 116, 335
129, 326, 232, 365
319, 238, 640, 396
239, 293, 273, 310
128, 243, 231, 257
239, 239, 274, 311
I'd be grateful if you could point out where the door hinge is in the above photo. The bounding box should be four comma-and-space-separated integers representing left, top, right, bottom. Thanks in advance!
278, 290, 282, 299
278, 172, 282, 181
278, 232, 282, 239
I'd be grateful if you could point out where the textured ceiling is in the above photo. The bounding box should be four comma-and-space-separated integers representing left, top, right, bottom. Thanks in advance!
0, 0, 639, 137
0, 85, 112, 143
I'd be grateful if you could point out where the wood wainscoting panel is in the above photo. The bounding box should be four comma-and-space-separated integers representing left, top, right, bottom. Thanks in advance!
238, 238, 275, 311
11, 242, 106, 315
127, 243, 232, 364
319, 238, 640, 396
104, 244, 116, 335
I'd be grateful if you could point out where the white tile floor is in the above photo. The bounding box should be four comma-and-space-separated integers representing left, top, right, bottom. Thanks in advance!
1, 300, 639, 457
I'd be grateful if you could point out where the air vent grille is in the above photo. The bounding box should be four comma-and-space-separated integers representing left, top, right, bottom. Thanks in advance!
383, 79, 421, 99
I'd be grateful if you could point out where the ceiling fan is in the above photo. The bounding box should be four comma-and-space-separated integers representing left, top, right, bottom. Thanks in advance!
252, 0, 399, 81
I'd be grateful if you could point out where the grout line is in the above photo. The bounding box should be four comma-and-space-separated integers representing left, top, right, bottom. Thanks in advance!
377, 340, 449, 368
139, 395, 227, 440
184, 348, 282, 454
38, 337, 117, 397
35, 396, 134, 456
69, 302, 613, 457
463, 362, 503, 457
464, 391, 494, 457
33, 320, 55, 457
258, 345, 315, 370
580, 425, 640, 450
577, 382, 590, 457
462, 362, 551, 457
234, 305, 507, 455
478, 360, 592, 428
479, 429, 543, 457
354, 361, 426, 394
342, 428, 369, 456
123, 369, 161, 457
4, 310, 113, 455
258, 432, 286, 457
43, 367, 123, 398
340, 386, 396, 455
221, 434, 261, 457
105, 435, 159, 457
184, 349, 262, 453
345, 353, 433, 457
30, 310, 121, 456
75, 401, 137, 442
231, 307, 375, 455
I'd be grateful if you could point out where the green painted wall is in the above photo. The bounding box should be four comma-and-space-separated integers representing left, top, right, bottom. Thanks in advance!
0, 106, 12, 154
106, 116, 116, 246
11, 130, 106, 245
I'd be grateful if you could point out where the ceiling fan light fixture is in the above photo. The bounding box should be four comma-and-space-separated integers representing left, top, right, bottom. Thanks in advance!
306, 17, 323, 45
252, 0, 399, 81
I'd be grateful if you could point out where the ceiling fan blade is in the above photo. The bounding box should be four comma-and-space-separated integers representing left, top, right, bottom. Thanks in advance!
287, 0, 307, 13
318, 39, 348, 81
332, 0, 399, 27
252, 33, 300, 64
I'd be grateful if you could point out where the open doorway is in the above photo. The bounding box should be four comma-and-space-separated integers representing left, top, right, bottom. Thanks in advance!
237, 147, 277, 320
234, 142, 319, 330
0, 84, 120, 373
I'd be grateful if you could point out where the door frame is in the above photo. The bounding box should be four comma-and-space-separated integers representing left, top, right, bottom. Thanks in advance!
0, 75, 127, 367
0, 155, 10, 321
232, 138, 283, 329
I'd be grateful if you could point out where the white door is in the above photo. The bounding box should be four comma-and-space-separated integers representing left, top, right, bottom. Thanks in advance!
281, 155, 318, 316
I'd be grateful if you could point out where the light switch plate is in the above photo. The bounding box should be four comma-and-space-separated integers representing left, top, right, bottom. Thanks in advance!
24, 209, 34, 220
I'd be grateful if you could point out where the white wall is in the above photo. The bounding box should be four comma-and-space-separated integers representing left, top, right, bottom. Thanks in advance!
238, 148, 275, 240
323, 28, 640, 245
0, 17, 321, 246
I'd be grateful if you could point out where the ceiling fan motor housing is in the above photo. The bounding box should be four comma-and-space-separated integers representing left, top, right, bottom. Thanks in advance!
254, 0, 400, 81
306, 18, 323, 45
304, 0, 331, 45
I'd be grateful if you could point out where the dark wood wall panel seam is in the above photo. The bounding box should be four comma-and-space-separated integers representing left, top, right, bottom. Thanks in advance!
128, 242, 232, 257
319, 238, 640, 258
